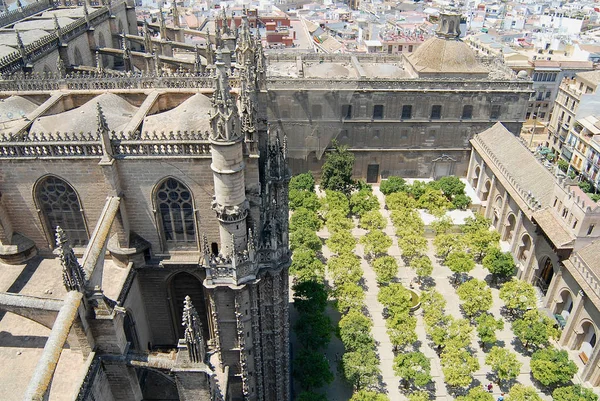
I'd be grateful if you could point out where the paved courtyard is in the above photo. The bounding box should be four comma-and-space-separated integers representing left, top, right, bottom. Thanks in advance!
291, 185, 596, 400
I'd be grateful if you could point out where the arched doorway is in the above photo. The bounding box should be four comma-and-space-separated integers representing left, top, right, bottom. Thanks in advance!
123, 311, 140, 351
168, 272, 210, 344
138, 369, 179, 400
503, 213, 516, 242
472, 166, 480, 189
578, 322, 596, 364
481, 180, 491, 201
518, 234, 531, 263
555, 289, 573, 321
537, 257, 554, 293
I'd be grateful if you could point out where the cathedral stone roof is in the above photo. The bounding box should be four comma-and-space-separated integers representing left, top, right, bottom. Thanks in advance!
407, 36, 489, 77
30, 93, 137, 134
142, 93, 213, 134
0, 96, 38, 123
576, 239, 600, 277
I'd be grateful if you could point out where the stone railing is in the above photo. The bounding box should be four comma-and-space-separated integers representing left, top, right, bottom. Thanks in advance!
571, 252, 600, 302
0, 0, 52, 28
472, 134, 550, 211
0, 71, 233, 91
266, 52, 402, 64
0, 131, 219, 158
266, 77, 532, 91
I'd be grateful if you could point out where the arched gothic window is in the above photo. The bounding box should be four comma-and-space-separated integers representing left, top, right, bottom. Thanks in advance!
36, 176, 88, 246
156, 178, 196, 247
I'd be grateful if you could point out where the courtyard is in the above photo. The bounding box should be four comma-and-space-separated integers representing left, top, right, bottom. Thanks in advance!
288, 173, 599, 401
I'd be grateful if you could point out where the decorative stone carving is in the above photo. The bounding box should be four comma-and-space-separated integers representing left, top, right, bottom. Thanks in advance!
55, 226, 86, 292
182, 295, 206, 364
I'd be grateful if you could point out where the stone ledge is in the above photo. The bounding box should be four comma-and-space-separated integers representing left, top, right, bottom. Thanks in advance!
0, 232, 37, 264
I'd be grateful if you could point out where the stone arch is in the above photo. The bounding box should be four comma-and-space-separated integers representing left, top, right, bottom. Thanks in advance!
137, 367, 179, 400
97, 31, 108, 66
152, 177, 197, 251
123, 310, 140, 351
34, 174, 89, 248
166, 271, 210, 346
492, 195, 503, 227
73, 47, 83, 65
576, 320, 597, 363
536, 256, 555, 292
42, 64, 52, 75
481, 179, 491, 201
449, 20, 455, 33
554, 288, 574, 321
472, 165, 480, 189
517, 233, 532, 263
503, 213, 516, 242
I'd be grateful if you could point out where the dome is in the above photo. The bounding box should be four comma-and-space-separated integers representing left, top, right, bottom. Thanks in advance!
407, 36, 488, 76
142, 93, 213, 134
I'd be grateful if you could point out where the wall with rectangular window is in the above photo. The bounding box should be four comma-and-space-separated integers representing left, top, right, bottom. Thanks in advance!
431, 105, 442, 119
342, 104, 352, 119
462, 105, 473, 119
373, 104, 384, 119
401, 105, 412, 119
490, 105, 501, 119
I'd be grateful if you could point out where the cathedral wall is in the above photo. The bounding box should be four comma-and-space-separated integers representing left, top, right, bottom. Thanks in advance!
67, 33, 94, 67
122, 276, 152, 351
0, 159, 112, 253
31, 49, 61, 74
88, 362, 116, 401
266, 87, 528, 179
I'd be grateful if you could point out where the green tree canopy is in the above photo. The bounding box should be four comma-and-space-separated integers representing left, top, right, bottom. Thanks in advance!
380, 176, 408, 195
506, 384, 542, 401
499, 279, 537, 314
393, 351, 432, 389
290, 208, 322, 232
483, 247, 516, 279
334, 282, 366, 314
350, 390, 390, 401
408, 391, 430, 401
377, 283, 412, 317
290, 172, 316, 192
530, 347, 578, 387
445, 250, 475, 280
326, 211, 354, 233
341, 349, 381, 391
410, 255, 433, 280
398, 234, 428, 261
553, 385, 599, 401
433, 175, 466, 199
290, 227, 322, 252
431, 216, 453, 235
386, 191, 417, 210
321, 141, 356, 195
440, 347, 479, 388
321, 190, 350, 217
417, 187, 452, 215
456, 278, 493, 317
386, 311, 417, 350
297, 392, 328, 401
475, 313, 504, 349
293, 349, 334, 390
433, 234, 465, 260
350, 188, 380, 216
359, 210, 387, 231
294, 312, 332, 350
463, 214, 492, 234
293, 280, 328, 314
291, 247, 325, 282
452, 194, 472, 210
360, 229, 392, 256
512, 309, 560, 349
464, 229, 500, 261
290, 189, 321, 211
407, 180, 429, 199
372, 255, 399, 285
485, 347, 522, 384
326, 229, 357, 255
328, 253, 362, 286
338, 309, 374, 352
455, 387, 494, 401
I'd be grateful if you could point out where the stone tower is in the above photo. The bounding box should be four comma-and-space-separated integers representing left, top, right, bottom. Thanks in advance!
204, 43, 291, 400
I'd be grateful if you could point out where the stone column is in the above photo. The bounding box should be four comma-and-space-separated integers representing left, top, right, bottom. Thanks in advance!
510, 210, 523, 254
498, 191, 510, 235
559, 290, 586, 348
484, 175, 497, 220
544, 267, 563, 309
475, 161, 486, 194
581, 340, 600, 385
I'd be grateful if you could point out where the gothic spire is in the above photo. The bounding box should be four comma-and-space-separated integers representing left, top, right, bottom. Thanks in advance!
206, 30, 214, 65
193, 44, 202, 73
55, 226, 86, 292
210, 48, 241, 142
182, 295, 206, 364
57, 55, 65, 78
95, 50, 103, 72
143, 20, 152, 52
172, 0, 180, 28
159, 5, 167, 39
97, 103, 113, 162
